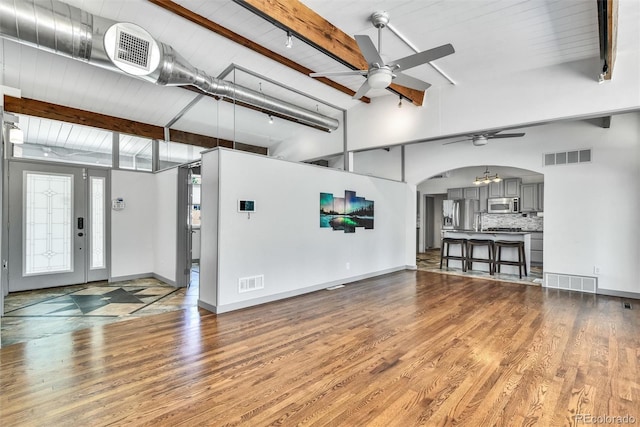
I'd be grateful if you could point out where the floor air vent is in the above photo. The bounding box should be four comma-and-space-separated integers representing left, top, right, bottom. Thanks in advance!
238, 275, 264, 293
544, 273, 596, 294
544, 149, 591, 166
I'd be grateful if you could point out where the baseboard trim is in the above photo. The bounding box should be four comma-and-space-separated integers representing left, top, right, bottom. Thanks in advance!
198, 300, 217, 313
109, 272, 153, 283
597, 288, 640, 300
204, 266, 408, 314
109, 272, 176, 287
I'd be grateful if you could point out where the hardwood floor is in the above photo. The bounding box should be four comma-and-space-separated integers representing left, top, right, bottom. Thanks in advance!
1, 270, 638, 426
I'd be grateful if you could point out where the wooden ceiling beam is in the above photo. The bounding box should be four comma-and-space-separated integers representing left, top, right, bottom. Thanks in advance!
147, 0, 369, 103
233, 0, 426, 106
597, 0, 618, 80
3, 96, 268, 155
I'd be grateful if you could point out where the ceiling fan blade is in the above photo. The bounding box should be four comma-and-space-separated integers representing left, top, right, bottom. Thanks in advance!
354, 35, 384, 66
442, 138, 471, 145
387, 43, 455, 71
392, 72, 431, 90
310, 70, 367, 77
352, 80, 372, 100
489, 133, 526, 139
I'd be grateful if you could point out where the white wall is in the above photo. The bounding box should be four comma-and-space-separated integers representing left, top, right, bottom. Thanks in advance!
110, 170, 156, 279
357, 112, 640, 295
345, 49, 640, 154
351, 146, 403, 181
154, 168, 178, 284
200, 150, 219, 307
199, 148, 414, 313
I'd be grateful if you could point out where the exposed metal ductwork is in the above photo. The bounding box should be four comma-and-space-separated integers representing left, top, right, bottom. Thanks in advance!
0, 0, 339, 132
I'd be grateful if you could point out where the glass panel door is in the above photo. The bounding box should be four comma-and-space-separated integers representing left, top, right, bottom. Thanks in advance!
87, 169, 109, 282
24, 172, 74, 275
8, 162, 109, 291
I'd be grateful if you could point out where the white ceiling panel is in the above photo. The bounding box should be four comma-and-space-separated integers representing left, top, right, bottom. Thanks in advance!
1, 0, 608, 157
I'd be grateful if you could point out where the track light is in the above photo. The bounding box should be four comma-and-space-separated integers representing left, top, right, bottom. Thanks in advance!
9, 125, 24, 144
3, 116, 23, 144
268, 115, 274, 124
398, 96, 403, 108
285, 31, 293, 49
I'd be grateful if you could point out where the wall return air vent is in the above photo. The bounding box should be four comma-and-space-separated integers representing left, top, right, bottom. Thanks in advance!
238, 275, 265, 293
544, 272, 596, 294
544, 149, 591, 167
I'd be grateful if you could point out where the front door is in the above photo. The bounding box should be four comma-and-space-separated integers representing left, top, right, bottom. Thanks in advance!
8, 161, 109, 292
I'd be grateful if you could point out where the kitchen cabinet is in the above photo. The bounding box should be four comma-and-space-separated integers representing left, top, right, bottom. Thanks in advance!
537, 183, 544, 211
504, 178, 522, 197
463, 186, 479, 200
447, 188, 463, 199
520, 183, 538, 211
478, 185, 488, 212
530, 232, 543, 265
488, 181, 504, 198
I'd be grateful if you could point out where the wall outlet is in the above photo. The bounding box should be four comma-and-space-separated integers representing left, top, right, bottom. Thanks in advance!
593, 266, 601, 275
346, 262, 350, 270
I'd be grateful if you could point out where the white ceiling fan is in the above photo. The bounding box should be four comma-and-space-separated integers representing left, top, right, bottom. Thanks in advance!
443, 131, 526, 146
309, 11, 455, 99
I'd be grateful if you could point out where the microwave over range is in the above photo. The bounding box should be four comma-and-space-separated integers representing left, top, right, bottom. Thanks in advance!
488, 197, 520, 214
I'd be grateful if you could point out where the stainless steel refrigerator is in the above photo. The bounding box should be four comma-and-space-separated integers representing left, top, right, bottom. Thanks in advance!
442, 199, 478, 230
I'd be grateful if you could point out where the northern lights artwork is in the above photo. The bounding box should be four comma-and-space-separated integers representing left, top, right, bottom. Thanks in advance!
320, 191, 374, 233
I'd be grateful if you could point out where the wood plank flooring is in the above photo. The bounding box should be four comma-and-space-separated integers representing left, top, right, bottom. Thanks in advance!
1, 270, 638, 426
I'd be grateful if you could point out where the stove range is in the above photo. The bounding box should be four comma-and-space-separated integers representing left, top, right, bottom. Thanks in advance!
485, 227, 523, 232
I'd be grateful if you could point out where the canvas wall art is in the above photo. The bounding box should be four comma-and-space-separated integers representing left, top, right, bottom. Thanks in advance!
320, 191, 374, 233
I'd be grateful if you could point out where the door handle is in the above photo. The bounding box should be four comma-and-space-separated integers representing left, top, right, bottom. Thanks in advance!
78, 232, 84, 237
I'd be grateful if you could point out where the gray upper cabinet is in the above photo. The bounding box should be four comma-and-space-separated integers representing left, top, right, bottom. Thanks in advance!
504, 178, 522, 197
538, 183, 544, 211
447, 188, 463, 199
521, 183, 538, 211
478, 185, 488, 212
488, 181, 504, 198
463, 186, 479, 200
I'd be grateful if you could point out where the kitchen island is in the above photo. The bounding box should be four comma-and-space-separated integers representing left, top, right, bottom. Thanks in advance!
442, 230, 531, 276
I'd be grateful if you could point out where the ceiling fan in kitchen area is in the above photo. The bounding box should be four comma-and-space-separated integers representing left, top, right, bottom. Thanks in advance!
309, 11, 455, 99
443, 131, 526, 146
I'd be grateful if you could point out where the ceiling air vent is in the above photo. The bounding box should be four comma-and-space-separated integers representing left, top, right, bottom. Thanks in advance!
544, 149, 591, 167
104, 23, 161, 77
116, 29, 150, 70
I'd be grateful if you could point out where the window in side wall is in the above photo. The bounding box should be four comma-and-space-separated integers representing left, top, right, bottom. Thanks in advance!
158, 140, 206, 171
10, 114, 113, 167
119, 134, 153, 171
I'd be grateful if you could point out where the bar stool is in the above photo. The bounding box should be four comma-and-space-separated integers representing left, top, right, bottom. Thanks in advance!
493, 240, 527, 278
466, 239, 495, 275
440, 237, 467, 271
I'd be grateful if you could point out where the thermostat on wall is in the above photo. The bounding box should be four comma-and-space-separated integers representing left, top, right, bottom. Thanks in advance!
238, 200, 255, 212
112, 198, 125, 211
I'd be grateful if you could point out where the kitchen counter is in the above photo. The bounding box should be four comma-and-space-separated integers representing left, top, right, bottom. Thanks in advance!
442, 230, 531, 276
445, 229, 533, 235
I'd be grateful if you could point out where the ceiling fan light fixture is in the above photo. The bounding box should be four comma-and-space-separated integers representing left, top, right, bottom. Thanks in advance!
368, 68, 393, 89
472, 135, 489, 146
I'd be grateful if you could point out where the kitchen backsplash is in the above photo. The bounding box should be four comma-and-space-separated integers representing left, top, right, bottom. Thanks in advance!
481, 213, 544, 231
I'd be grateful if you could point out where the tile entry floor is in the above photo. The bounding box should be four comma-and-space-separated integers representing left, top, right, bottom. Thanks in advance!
417, 248, 543, 285
1, 266, 200, 347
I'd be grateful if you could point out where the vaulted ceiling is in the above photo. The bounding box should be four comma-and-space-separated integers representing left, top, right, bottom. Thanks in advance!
0, 0, 629, 159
